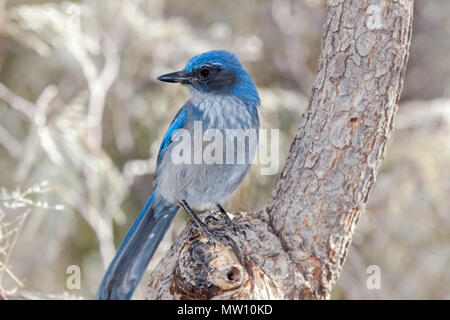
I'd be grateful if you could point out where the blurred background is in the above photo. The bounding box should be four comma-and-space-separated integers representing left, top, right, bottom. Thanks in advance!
0, 0, 449, 299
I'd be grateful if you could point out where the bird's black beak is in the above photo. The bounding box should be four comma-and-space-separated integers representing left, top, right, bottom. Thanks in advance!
157, 71, 190, 84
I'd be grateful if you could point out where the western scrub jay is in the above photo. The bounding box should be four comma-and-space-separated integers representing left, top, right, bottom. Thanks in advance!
96, 50, 260, 300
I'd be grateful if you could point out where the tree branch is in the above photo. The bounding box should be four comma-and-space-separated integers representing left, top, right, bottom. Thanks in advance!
147, 0, 414, 300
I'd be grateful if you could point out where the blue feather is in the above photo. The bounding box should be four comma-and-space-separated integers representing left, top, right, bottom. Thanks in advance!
157, 106, 188, 166
96, 192, 178, 300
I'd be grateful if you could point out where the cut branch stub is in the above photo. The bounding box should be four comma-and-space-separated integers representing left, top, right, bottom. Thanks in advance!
172, 233, 244, 299
149, 212, 284, 299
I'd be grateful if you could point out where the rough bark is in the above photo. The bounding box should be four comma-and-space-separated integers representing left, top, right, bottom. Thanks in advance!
147, 0, 414, 300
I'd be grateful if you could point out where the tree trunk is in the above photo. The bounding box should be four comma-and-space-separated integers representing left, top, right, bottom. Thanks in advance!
147, 0, 414, 300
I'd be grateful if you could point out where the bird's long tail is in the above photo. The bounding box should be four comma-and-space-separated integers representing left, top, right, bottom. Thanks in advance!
96, 191, 179, 300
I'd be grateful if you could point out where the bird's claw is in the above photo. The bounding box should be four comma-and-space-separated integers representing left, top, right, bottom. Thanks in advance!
193, 221, 244, 264
230, 222, 250, 239
221, 217, 249, 240
204, 215, 221, 225
204, 212, 248, 239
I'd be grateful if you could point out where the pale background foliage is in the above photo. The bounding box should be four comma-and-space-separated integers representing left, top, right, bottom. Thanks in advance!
0, 0, 448, 299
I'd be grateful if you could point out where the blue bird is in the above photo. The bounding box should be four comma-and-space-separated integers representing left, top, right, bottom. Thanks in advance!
96, 50, 260, 300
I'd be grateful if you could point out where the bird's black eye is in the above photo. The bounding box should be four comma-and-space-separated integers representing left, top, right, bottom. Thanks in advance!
199, 67, 210, 79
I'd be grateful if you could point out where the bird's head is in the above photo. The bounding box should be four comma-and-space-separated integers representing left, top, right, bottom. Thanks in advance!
157, 50, 260, 107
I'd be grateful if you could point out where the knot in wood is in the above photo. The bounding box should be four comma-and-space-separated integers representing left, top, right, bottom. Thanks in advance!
173, 235, 245, 299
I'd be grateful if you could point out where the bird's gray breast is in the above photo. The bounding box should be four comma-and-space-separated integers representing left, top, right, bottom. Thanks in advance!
156, 95, 259, 209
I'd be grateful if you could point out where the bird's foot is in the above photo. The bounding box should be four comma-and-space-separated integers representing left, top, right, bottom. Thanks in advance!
180, 200, 245, 263
215, 206, 251, 239
193, 219, 244, 264
205, 214, 249, 239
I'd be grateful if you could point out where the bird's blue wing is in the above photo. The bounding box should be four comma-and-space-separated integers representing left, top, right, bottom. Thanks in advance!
157, 104, 189, 166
